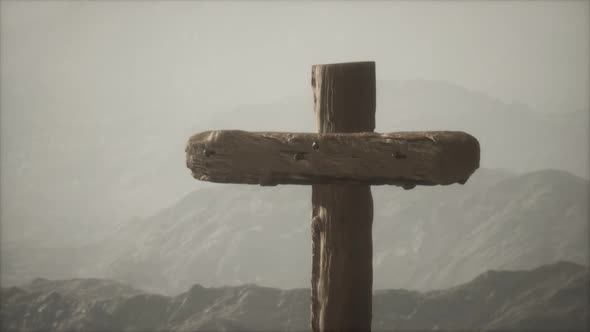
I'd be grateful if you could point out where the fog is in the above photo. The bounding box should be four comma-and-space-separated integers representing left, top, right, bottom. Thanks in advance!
1, 0, 588, 287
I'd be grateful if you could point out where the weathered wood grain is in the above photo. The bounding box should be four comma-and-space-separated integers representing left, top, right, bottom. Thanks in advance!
185, 130, 480, 187
311, 61, 375, 332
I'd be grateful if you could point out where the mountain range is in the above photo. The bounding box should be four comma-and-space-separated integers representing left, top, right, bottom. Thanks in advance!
2, 261, 587, 332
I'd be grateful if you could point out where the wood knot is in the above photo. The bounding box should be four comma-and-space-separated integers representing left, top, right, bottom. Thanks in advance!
312, 141, 319, 151
293, 153, 304, 161
311, 216, 323, 233
203, 149, 216, 157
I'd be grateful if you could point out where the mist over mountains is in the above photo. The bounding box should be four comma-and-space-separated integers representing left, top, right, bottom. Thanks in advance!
2, 79, 588, 233
3, 166, 587, 299
1, 80, 588, 294
1, 66, 588, 332
98, 168, 588, 295
2, 2, 588, 330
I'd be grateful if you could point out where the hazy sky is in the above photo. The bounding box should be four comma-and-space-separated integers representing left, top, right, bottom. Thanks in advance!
1, 1, 589, 224
2, 1, 589, 114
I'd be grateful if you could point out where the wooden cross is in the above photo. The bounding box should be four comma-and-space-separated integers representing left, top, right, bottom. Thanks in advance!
185, 61, 480, 332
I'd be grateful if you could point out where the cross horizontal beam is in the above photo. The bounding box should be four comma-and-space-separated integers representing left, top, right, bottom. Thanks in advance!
186, 130, 479, 187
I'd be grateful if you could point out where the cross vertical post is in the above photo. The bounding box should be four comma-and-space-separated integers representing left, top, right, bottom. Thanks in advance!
311, 62, 376, 332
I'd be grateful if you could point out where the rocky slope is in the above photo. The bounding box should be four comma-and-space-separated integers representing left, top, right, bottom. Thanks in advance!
2, 262, 587, 332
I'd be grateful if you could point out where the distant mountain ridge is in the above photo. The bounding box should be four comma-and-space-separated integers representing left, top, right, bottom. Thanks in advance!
2, 261, 587, 332
71, 168, 587, 295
